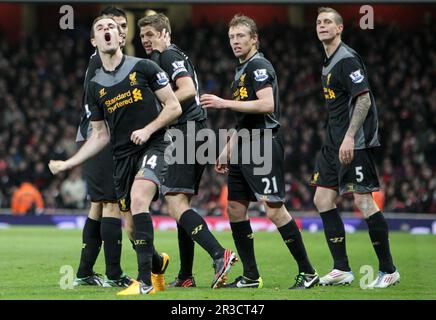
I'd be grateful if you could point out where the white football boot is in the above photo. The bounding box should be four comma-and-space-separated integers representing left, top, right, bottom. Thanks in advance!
319, 269, 355, 286
368, 270, 400, 288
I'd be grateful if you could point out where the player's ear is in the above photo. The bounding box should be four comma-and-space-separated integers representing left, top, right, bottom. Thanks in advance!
337, 24, 344, 35
252, 33, 258, 45
90, 38, 97, 48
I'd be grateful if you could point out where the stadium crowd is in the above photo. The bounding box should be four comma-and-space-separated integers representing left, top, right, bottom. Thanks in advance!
0, 17, 434, 214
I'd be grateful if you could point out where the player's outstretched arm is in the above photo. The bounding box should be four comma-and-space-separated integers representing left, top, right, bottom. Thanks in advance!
48, 120, 110, 174
130, 85, 182, 145
200, 86, 274, 114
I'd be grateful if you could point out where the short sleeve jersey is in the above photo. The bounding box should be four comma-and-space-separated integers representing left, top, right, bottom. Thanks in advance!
230, 52, 281, 130
156, 44, 206, 125
321, 42, 380, 150
88, 55, 170, 158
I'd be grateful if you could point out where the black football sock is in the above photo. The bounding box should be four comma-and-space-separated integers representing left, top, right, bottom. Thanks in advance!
177, 223, 195, 279
366, 211, 396, 273
151, 247, 163, 274
133, 213, 154, 286
179, 209, 225, 260
320, 208, 351, 271
230, 220, 259, 280
101, 217, 123, 280
131, 231, 162, 274
77, 217, 102, 278
278, 220, 315, 274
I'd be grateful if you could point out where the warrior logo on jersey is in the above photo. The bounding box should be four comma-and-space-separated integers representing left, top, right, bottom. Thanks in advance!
349, 69, 364, 83
254, 69, 268, 82
156, 72, 169, 86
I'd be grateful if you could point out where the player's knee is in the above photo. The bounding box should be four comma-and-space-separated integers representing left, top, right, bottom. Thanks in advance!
227, 201, 247, 221
168, 204, 183, 220
313, 193, 334, 211
88, 202, 103, 220
265, 203, 287, 222
166, 194, 190, 220
130, 192, 151, 213
353, 194, 378, 217
265, 208, 280, 221
102, 202, 121, 218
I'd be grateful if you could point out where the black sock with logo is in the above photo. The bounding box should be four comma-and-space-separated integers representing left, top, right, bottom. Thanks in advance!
230, 221, 259, 280
179, 209, 224, 260
101, 217, 123, 280
366, 211, 396, 273
278, 220, 315, 274
133, 213, 154, 285
77, 218, 102, 278
320, 208, 351, 271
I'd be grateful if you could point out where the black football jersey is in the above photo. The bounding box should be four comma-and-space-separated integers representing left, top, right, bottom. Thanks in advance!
321, 42, 380, 150
88, 55, 170, 158
230, 52, 281, 130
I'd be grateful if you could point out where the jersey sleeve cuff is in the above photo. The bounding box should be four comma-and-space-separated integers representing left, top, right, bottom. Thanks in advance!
352, 89, 370, 98
254, 84, 272, 93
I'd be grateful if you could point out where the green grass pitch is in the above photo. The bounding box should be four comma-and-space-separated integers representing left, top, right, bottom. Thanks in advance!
0, 227, 435, 300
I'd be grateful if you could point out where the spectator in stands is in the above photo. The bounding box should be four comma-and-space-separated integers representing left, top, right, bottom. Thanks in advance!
11, 181, 44, 215
60, 168, 87, 209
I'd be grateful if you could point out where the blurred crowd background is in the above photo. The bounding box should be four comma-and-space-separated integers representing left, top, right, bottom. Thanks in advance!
0, 7, 435, 215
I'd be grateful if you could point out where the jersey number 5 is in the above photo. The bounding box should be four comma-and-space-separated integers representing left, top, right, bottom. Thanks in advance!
355, 166, 364, 182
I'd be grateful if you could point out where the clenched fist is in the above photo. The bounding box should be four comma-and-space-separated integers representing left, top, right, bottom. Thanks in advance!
48, 160, 69, 175
131, 128, 151, 145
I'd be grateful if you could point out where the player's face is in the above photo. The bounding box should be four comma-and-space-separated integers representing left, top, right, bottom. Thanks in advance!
228, 25, 258, 59
112, 16, 128, 48
92, 18, 121, 54
316, 12, 343, 43
140, 25, 159, 55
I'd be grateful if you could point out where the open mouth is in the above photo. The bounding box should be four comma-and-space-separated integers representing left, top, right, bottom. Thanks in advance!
104, 32, 111, 42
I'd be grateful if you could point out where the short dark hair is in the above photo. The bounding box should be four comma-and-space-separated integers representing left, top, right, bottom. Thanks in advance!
137, 13, 171, 35
317, 7, 343, 25
90, 15, 120, 39
100, 6, 127, 20
228, 14, 259, 49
